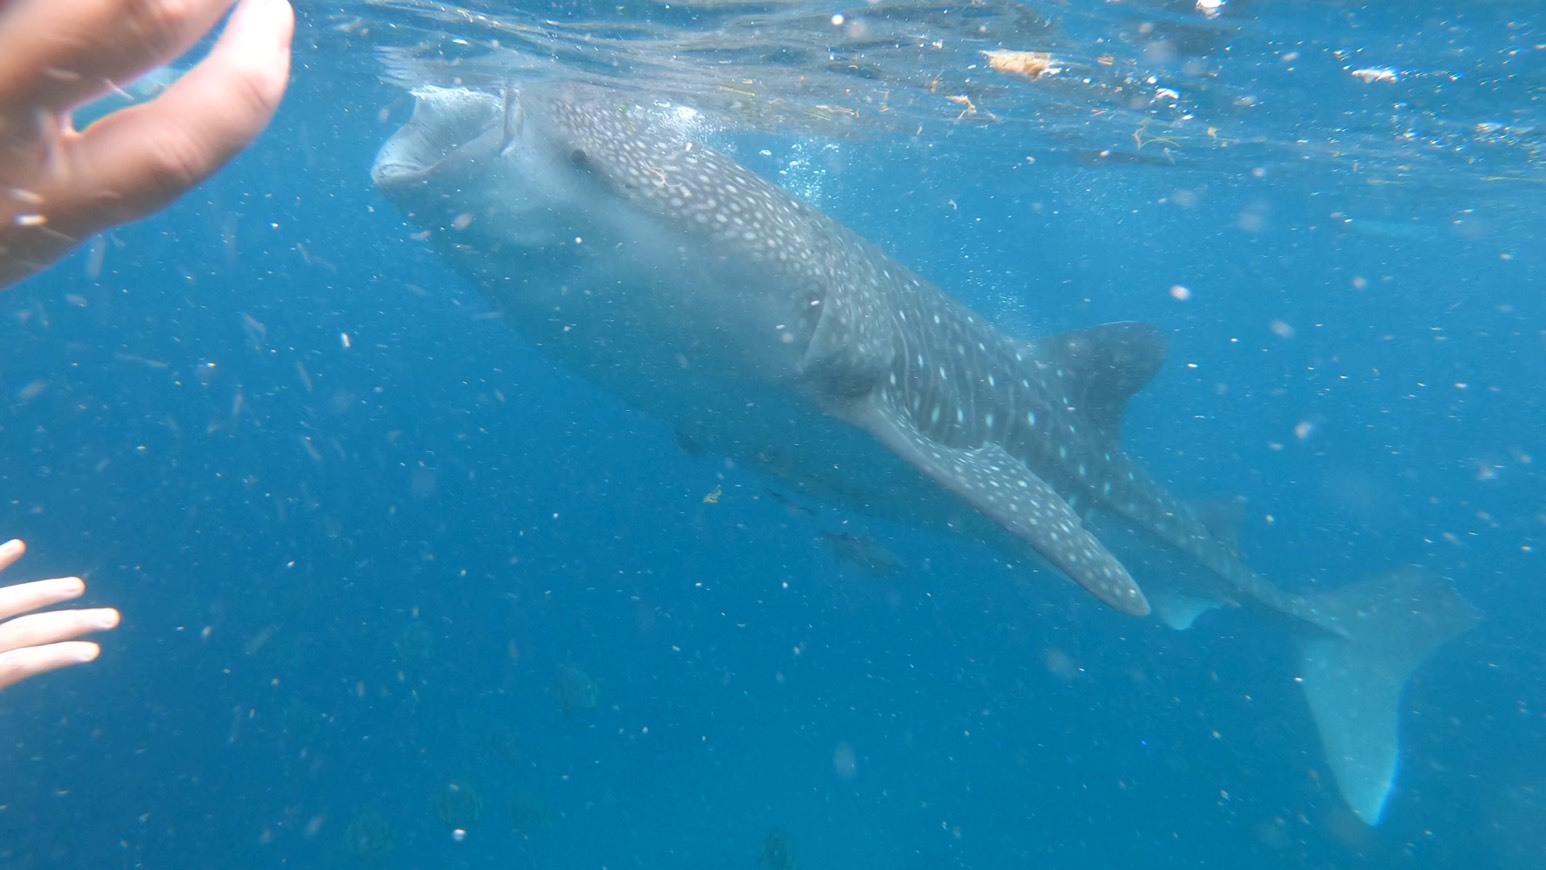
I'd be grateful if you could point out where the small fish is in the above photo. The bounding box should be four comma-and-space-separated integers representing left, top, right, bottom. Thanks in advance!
821, 531, 906, 577
762, 488, 816, 517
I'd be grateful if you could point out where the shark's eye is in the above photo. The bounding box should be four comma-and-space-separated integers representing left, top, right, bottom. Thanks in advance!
569, 148, 588, 165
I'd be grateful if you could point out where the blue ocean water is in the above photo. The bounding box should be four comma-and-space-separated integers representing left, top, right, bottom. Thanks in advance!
1, 2, 1542, 867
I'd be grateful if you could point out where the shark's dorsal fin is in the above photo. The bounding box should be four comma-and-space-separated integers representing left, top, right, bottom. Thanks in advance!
1191, 498, 1249, 555
851, 395, 1150, 617
1025, 322, 1167, 444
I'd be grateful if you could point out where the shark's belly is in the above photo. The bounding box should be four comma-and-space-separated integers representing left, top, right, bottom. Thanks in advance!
452, 238, 982, 536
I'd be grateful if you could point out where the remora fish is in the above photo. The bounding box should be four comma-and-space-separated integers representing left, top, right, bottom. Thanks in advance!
372, 83, 1478, 825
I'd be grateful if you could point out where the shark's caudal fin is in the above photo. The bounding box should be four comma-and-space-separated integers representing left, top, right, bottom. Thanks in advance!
1295, 569, 1480, 825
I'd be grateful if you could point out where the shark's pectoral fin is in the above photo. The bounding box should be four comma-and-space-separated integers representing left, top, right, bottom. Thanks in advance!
1295, 569, 1481, 825
851, 397, 1149, 616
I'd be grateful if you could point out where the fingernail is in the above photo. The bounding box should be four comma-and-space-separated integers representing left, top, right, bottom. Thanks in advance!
0, 539, 22, 559
97, 609, 122, 630
75, 643, 101, 663
54, 576, 86, 598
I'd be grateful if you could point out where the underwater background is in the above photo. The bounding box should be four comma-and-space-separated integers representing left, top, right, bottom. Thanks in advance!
1, 1, 1542, 867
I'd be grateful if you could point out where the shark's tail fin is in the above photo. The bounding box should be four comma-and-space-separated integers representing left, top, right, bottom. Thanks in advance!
1295, 568, 1480, 825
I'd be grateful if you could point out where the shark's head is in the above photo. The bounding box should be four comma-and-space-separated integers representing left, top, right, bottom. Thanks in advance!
373, 82, 886, 402
372, 85, 596, 251
372, 83, 845, 367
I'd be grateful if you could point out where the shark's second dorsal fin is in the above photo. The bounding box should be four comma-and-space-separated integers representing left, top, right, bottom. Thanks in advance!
1191, 498, 1248, 555
1025, 322, 1167, 444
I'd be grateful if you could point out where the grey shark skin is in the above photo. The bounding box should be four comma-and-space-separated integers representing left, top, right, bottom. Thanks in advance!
373, 83, 1478, 826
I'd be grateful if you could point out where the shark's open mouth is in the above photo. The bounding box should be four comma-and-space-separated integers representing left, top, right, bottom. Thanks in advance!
371, 86, 504, 187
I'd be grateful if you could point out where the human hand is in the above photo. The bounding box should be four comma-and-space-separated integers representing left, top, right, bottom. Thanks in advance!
0, 0, 295, 290
0, 539, 121, 692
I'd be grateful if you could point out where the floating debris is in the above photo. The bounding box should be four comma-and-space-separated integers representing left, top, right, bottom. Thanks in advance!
1350, 67, 1399, 84
982, 49, 1061, 81
703, 485, 723, 505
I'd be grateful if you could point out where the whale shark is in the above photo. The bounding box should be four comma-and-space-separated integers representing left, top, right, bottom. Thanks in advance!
372, 82, 1478, 825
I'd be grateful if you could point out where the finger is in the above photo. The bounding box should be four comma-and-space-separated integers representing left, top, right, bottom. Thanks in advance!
0, 539, 23, 573
0, 607, 118, 653
0, 641, 102, 692
39, 0, 294, 239
0, 0, 235, 114
0, 576, 88, 622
